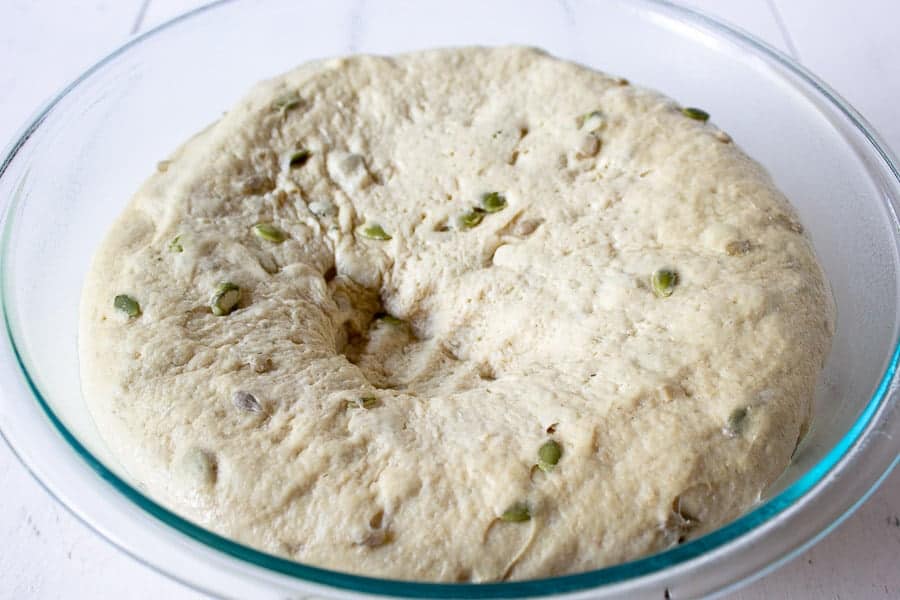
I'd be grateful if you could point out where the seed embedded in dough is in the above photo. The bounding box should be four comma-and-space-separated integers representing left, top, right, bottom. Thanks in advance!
289, 149, 312, 168
114, 294, 141, 318
210, 282, 241, 316
500, 503, 531, 522
481, 192, 507, 213
358, 223, 392, 240
168, 235, 183, 253
252, 223, 287, 243
651, 269, 679, 298
273, 93, 302, 114
580, 110, 605, 132
374, 313, 404, 326
537, 439, 562, 472
232, 390, 262, 413
458, 209, 485, 229
681, 107, 710, 122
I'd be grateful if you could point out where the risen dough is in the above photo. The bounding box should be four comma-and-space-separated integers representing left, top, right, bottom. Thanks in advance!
79, 47, 834, 581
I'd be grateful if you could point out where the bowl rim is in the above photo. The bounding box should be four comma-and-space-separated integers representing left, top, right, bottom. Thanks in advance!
1, 0, 899, 597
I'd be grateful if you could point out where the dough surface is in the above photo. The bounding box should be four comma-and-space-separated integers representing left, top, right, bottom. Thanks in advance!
79, 47, 834, 581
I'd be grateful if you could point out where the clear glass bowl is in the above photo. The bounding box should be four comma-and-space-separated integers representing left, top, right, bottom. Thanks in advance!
1, 0, 898, 597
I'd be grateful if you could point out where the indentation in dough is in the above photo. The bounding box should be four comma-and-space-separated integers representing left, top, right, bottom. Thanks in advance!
329, 276, 426, 392
247, 354, 273, 374
478, 364, 497, 381
327, 151, 373, 192
576, 133, 601, 158
657, 383, 686, 403
666, 484, 711, 544
369, 509, 384, 529
234, 173, 275, 195
308, 199, 336, 218
506, 124, 530, 165
255, 251, 279, 274
510, 218, 543, 238
356, 507, 393, 547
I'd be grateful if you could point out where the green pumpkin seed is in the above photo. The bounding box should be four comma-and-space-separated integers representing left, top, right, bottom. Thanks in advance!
114, 294, 141, 318
500, 503, 531, 522
651, 269, 678, 298
358, 223, 392, 240
681, 107, 710, 122
289, 149, 311, 168
458, 209, 485, 229
273, 93, 301, 114
252, 223, 286, 243
211, 282, 241, 316
537, 440, 562, 472
375, 313, 404, 326
481, 192, 507, 213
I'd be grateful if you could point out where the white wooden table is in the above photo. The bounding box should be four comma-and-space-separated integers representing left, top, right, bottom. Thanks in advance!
1, 2, 897, 598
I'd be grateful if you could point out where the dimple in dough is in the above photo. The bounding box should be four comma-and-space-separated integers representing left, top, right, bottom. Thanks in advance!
79, 47, 834, 582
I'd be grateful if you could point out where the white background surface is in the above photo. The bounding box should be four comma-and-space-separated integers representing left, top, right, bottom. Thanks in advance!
1, 1, 898, 598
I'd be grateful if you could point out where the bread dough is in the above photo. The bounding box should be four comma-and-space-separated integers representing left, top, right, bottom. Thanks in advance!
78, 47, 834, 581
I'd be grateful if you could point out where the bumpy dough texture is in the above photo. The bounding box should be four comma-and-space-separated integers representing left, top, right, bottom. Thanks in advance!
79, 47, 834, 581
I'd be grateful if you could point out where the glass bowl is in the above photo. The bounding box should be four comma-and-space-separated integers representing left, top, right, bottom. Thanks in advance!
1, 0, 898, 597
